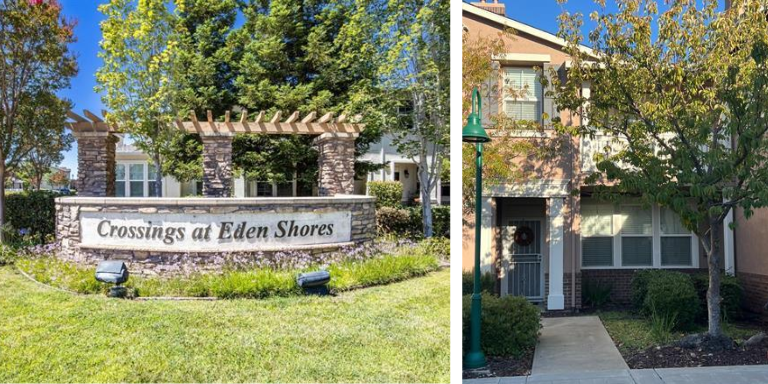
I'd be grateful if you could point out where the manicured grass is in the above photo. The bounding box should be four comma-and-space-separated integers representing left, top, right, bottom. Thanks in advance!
0, 266, 449, 383
598, 310, 762, 352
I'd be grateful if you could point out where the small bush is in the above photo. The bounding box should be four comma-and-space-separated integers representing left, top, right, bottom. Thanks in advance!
582, 278, 613, 308
376, 206, 416, 236
376, 205, 450, 238
5, 191, 58, 245
462, 271, 496, 295
415, 237, 450, 261
691, 272, 743, 321
648, 307, 676, 344
462, 293, 540, 357
368, 181, 403, 208
642, 271, 699, 330
0, 244, 18, 265
630, 269, 656, 309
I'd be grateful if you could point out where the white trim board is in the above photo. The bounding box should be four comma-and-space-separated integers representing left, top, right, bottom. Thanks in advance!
484, 179, 570, 198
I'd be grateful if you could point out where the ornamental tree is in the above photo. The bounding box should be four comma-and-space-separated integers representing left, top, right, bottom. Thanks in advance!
96, 0, 181, 197
553, 0, 768, 338
380, 0, 449, 237
0, 0, 76, 240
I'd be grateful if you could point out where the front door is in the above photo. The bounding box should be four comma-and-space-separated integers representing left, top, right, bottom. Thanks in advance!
501, 219, 544, 301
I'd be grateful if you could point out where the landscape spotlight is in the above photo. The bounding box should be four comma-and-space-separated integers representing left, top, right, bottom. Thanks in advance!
297, 270, 331, 295
95, 260, 129, 298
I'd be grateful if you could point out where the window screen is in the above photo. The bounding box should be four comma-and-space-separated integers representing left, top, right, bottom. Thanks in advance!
661, 237, 692, 266
622, 237, 653, 266
582, 237, 613, 267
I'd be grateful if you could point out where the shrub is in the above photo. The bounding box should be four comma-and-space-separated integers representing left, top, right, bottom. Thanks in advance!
209, 269, 299, 299
582, 278, 613, 308
376, 205, 450, 238
329, 253, 439, 291
368, 181, 403, 208
630, 269, 658, 309
415, 237, 450, 261
642, 271, 699, 330
4, 191, 58, 245
462, 271, 496, 295
376, 206, 416, 236
691, 272, 743, 321
0, 244, 18, 265
462, 293, 540, 357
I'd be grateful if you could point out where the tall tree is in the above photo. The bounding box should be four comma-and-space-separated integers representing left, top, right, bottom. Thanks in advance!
553, 0, 768, 339
0, 0, 76, 240
380, 0, 449, 237
46, 168, 70, 189
15, 91, 73, 190
96, 0, 181, 196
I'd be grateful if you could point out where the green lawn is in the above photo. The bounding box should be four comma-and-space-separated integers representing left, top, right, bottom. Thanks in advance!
0, 266, 449, 383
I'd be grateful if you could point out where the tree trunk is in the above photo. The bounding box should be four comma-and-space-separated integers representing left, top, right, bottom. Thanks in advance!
154, 155, 163, 197
707, 218, 723, 337
418, 163, 434, 237
0, 165, 6, 243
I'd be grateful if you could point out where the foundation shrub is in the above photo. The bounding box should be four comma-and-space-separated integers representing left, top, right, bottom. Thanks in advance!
691, 272, 743, 321
582, 278, 613, 308
368, 181, 403, 208
462, 293, 540, 357
630, 269, 658, 309
462, 271, 496, 295
641, 271, 699, 331
376, 206, 450, 238
4, 191, 57, 245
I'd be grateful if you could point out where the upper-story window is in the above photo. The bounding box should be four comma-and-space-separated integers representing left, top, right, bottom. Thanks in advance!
503, 67, 542, 122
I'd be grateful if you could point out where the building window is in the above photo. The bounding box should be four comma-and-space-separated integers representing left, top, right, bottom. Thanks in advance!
129, 164, 144, 197
581, 204, 613, 267
276, 182, 293, 197
116, 164, 126, 197
660, 207, 693, 266
147, 164, 159, 197
394, 172, 400, 181
504, 67, 541, 122
619, 205, 653, 266
256, 182, 273, 197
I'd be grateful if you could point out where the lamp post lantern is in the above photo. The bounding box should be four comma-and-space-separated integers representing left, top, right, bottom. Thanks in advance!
463, 87, 490, 369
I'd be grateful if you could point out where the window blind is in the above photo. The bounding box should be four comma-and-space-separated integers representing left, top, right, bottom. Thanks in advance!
582, 237, 613, 267
661, 237, 692, 266
622, 237, 653, 266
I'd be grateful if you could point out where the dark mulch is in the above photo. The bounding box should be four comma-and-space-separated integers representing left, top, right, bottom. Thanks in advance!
462, 350, 534, 379
623, 338, 768, 369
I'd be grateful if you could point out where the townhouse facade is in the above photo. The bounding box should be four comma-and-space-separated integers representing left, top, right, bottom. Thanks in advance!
113, 133, 447, 204
461, 0, 748, 313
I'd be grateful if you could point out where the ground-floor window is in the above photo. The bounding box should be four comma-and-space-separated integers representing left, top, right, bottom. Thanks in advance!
581, 201, 696, 269
115, 162, 159, 197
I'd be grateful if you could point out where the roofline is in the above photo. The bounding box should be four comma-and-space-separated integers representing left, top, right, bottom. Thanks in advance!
462, 2, 596, 58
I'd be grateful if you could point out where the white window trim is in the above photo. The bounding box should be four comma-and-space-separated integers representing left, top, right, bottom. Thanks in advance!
116, 161, 157, 198
581, 203, 699, 270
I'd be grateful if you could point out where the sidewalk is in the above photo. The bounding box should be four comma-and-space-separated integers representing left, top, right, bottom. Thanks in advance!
463, 365, 768, 384
532, 316, 628, 374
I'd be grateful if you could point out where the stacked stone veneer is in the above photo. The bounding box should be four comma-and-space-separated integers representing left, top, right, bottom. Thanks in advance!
55, 196, 375, 276
76, 133, 117, 197
201, 135, 233, 197
315, 134, 356, 196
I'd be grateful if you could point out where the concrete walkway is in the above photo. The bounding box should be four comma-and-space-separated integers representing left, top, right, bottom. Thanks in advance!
532, 316, 628, 375
463, 365, 768, 384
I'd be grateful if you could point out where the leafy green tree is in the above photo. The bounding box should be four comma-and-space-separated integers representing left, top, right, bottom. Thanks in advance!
0, 0, 76, 240
379, 0, 449, 237
16, 92, 73, 191
553, 0, 768, 338
96, 0, 181, 196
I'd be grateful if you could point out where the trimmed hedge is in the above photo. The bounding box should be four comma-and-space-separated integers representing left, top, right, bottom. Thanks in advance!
376, 205, 450, 238
5, 191, 58, 245
462, 293, 540, 357
691, 272, 743, 321
368, 181, 403, 208
462, 271, 496, 295
631, 270, 699, 330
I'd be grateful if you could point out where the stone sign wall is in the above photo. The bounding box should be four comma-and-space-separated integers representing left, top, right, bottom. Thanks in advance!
56, 196, 375, 275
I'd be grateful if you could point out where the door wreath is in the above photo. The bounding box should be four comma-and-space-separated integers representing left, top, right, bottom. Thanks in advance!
513, 225, 535, 247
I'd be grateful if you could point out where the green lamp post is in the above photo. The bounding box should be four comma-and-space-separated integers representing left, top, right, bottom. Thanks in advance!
463, 87, 490, 369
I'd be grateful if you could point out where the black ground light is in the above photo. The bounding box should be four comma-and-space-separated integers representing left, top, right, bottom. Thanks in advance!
297, 270, 331, 295
95, 260, 129, 298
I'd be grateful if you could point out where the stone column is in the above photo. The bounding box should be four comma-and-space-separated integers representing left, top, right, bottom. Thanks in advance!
201, 135, 233, 197
75, 132, 117, 197
548, 197, 565, 310
314, 133, 356, 196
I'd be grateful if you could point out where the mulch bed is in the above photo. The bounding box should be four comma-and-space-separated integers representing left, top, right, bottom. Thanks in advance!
622, 338, 768, 369
462, 349, 534, 379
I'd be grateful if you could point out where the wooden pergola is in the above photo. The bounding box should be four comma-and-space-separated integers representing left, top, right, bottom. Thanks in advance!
67, 109, 365, 198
